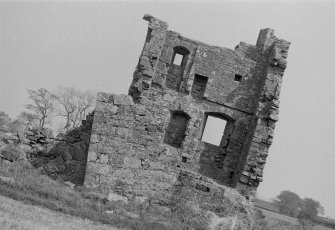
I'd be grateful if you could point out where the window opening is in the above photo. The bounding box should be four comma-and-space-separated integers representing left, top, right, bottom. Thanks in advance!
164, 111, 190, 148
166, 46, 190, 91
191, 74, 208, 99
201, 115, 227, 146
173, 53, 184, 65
234, 74, 243, 82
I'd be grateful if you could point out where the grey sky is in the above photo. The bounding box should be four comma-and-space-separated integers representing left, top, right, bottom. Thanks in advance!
1, 0, 334, 217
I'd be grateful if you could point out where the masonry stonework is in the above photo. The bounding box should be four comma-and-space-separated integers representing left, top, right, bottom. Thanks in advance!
84, 15, 290, 202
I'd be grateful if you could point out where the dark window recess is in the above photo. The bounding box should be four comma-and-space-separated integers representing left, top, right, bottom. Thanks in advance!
229, 171, 235, 179
182, 156, 187, 162
234, 74, 243, 82
191, 74, 208, 99
164, 111, 190, 148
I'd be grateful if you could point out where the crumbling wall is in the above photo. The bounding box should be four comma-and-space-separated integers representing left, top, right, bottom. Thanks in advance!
32, 113, 94, 184
85, 15, 290, 203
0, 113, 94, 185
236, 29, 290, 193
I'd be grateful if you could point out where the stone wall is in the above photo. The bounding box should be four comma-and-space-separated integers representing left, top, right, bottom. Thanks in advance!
85, 15, 290, 202
236, 30, 290, 192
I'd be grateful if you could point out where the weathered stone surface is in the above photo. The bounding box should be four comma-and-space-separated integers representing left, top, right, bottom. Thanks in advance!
43, 157, 65, 174
31, 144, 46, 155
112, 95, 134, 106
64, 181, 75, 189
18, 144, 33, 155
84, 15, 290, 213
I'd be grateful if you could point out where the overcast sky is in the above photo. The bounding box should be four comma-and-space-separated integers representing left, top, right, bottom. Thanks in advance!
1, 0, 334, 218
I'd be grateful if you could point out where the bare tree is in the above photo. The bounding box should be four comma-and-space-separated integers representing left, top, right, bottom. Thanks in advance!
17, 111, 39, 131
55, 86, 95, 131
26, 88, 56, 128
54, 87, 77, 130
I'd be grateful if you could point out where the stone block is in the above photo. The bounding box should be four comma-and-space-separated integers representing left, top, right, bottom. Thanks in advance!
97, 92, 111, 102
87, 151, 97, 162
90, 134, 99, 143
64, 181, 75, 189
113, 95, 134, 106
99, 154, 109, 164
107, 192, 128, 203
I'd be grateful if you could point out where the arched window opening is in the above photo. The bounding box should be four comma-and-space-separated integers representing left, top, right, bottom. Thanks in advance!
172, 46, 190, 62
166, 46, 190, 91
164, 111, 190, 148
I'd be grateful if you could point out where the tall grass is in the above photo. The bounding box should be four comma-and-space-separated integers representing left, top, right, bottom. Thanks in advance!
0, 160, 187, 230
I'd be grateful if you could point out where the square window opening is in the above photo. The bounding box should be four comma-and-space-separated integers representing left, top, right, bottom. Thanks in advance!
201, 115, 227, 146
234, 74, 243, 82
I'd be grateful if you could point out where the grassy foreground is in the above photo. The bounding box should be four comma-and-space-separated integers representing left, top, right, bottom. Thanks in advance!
0, 160, 188, 230
0, 195, 116, 230
0, 156, 306, 230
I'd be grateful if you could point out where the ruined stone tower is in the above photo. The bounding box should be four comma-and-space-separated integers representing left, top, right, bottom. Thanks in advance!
84, 15, 290, 200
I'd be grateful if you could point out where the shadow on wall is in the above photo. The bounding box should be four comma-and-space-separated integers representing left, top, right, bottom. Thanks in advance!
199, 142, 230, 186
198, 112, 238, 187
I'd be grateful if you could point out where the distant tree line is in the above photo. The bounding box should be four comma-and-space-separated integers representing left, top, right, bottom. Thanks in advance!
274, 190, 325, 228
0, 86, 96, 134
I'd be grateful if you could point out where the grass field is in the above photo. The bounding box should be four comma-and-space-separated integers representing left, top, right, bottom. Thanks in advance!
2, 154, 331, 230
0, 195, 119, 230
258, 207, 334, 230
0, 160, 188, 230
